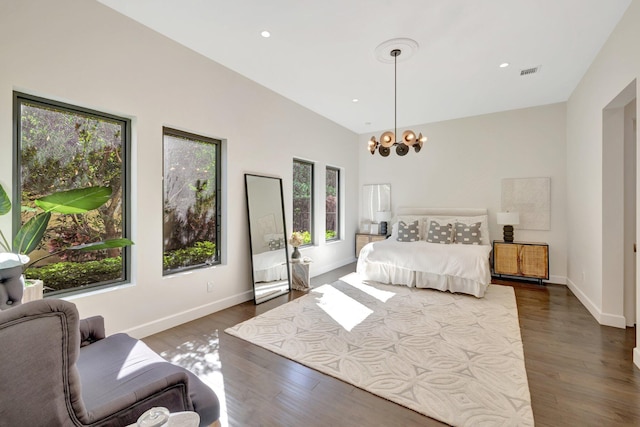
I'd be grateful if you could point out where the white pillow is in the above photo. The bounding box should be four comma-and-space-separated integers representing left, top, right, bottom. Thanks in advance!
454, 215, 490, 245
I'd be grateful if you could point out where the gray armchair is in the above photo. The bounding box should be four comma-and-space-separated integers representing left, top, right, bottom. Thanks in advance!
0, 299, 220, 426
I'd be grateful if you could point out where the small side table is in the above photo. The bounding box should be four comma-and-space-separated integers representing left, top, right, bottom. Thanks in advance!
291, 261, 311, 291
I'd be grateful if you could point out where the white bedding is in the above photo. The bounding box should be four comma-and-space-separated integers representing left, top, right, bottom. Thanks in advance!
356, 239, 492, 297
252, 249, 288, 282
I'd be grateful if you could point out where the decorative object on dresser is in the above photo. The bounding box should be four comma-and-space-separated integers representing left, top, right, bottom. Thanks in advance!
361, 184, 391, 232
355, 233, 387, 257
496, 211, 520, 242
226, 273, 533, 427
493, 240, 549, 284
367, 39, 427, 157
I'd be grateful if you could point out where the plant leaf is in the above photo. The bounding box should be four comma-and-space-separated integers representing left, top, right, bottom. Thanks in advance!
0, 184, 11, 216
69, 238, 134, 251
14, 212, 51, 254
34, 186, 112, 214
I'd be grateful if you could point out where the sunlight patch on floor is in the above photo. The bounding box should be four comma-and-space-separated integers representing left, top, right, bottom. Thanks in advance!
311, 283, 373, 331
160, 331, 228, 426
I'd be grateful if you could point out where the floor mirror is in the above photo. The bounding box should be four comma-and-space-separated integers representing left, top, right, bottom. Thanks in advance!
244, 174, 291, 304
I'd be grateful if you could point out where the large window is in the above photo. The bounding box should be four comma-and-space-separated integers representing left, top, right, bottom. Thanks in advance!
163, 128, 220, 275
15, 92, 130, 295
293, 159, 313, 245
325, 166, 340, 241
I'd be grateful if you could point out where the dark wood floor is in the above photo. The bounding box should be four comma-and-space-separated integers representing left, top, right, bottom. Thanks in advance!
143, 265, 640, 426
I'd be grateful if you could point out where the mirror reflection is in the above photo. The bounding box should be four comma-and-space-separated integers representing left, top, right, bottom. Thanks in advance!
245, 174, 291, 304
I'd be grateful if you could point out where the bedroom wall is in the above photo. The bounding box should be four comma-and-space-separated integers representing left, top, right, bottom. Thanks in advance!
0, 0, 358, 337
358, 103, 568, 284
565, 0, 640, 356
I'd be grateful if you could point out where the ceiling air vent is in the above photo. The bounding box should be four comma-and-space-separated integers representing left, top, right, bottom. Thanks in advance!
520, 66, 541, 76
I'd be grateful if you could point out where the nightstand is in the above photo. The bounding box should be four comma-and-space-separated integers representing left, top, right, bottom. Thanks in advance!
355, 233, 387, 257
492, 240, 549, 284
291, 261, 311, 291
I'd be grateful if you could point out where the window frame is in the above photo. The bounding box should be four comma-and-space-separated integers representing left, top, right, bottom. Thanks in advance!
325, 166, 340, 242
162, 127, 222, 275
13, 91, 132, 295
292, 158, 314, 246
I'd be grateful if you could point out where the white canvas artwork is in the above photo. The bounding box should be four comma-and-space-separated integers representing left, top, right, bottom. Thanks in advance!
501, 177, 550, 230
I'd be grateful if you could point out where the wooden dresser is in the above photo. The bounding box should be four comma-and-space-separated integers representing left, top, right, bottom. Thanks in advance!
355, 233, 387, 257
492, 240, 549, 284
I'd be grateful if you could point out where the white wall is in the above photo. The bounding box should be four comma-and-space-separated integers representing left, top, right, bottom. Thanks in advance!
0, 0, 358, 337
358, 103, 568, 283
566, 0, 640, 339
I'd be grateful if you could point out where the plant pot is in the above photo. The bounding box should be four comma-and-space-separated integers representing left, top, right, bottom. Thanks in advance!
0, 253, 30, 310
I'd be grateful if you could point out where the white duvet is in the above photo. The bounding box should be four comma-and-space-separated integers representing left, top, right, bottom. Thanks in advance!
356, 239, 492, 297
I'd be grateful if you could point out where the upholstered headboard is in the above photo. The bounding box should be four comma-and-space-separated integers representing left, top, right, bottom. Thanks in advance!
396, 207, 488, 217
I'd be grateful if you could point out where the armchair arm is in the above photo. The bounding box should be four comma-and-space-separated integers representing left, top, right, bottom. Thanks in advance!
79, 315, 105, 347
86, 370, 193, 425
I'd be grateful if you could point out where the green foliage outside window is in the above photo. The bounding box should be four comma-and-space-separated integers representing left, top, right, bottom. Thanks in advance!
16, 94, 130, 294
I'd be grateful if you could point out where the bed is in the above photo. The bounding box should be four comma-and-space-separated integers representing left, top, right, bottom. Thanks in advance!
356, 208, 492, 297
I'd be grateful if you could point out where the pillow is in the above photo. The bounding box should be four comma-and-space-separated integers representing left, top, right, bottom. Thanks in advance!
454, 215, 490, 245
454, 222, 482, 245
422, 216, 457, 239
396, 220, 420, 242
426, 220, 454, 244
395, 215, 427, 239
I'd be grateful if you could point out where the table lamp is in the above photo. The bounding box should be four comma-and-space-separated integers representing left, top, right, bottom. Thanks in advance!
375, 211, 392, 235
497, 211, 519, 243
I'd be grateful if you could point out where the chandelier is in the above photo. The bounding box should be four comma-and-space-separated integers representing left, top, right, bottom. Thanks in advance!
368, 48, 427, 156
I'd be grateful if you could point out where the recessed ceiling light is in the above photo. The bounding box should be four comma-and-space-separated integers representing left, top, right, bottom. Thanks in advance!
261, 30, 271, 38
352, 98, 359, 103
499, 62, 510, 68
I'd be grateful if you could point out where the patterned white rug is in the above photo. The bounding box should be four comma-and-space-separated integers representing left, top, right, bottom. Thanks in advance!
225, 273, 534, 426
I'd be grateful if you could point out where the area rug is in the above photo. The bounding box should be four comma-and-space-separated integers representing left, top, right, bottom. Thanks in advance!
225, 273, 534, 426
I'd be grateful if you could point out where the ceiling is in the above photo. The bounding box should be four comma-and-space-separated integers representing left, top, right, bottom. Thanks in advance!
97, 0, 631, 134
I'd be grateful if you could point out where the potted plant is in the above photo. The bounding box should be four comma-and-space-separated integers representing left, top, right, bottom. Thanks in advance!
0, 183, 133, 308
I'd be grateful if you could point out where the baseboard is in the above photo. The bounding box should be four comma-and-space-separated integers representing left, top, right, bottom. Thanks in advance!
548, 275, 567, 285
634, 347, 640, 369
122, 259, 356, 339
310, 257, 357, 278
566, 278, 627, 329
124, 290, 254, 339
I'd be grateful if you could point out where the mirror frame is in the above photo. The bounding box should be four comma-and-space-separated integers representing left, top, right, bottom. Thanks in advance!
244, 173, 291, 304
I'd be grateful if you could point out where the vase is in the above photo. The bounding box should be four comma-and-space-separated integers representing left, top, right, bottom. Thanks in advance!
291, 246, 301, 262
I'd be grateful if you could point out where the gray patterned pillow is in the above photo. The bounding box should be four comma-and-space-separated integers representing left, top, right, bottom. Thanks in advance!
426, 220, 454, 244
454, 222, 482, 245
396, 220, 420, 242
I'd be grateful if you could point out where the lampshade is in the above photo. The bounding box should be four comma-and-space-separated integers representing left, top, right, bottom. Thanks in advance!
497, 212, 520, 225
375, 211, 392, 222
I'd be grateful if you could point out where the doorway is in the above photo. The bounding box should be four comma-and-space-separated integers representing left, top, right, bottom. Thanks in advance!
602, 80, 636, 327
